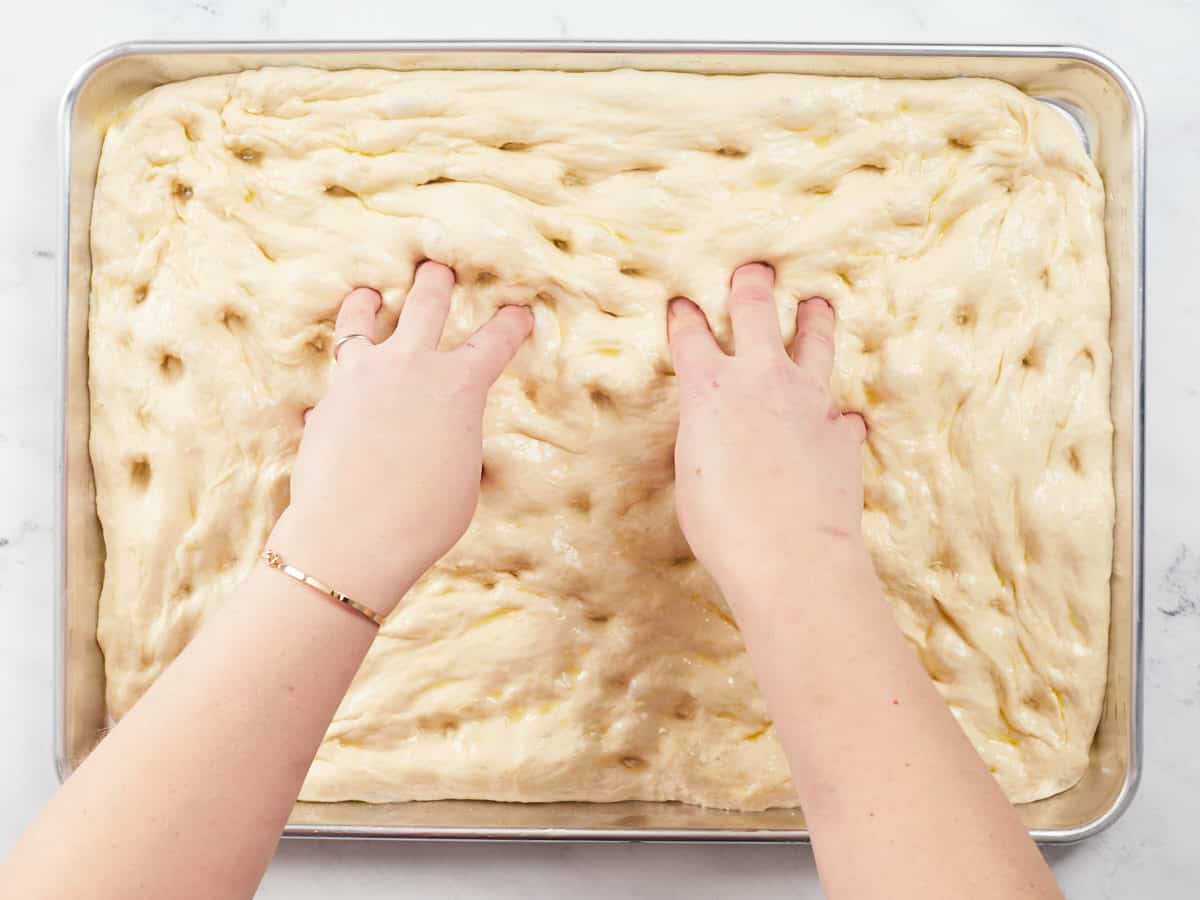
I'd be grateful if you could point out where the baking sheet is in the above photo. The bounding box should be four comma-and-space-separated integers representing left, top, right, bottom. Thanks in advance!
57, 41, 1145, 843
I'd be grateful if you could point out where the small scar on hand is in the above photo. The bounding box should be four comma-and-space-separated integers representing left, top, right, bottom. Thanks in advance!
819, 525, 854, 540
711, 379, 720, 388
890, 698, 900, 706
695, 466, 703, 476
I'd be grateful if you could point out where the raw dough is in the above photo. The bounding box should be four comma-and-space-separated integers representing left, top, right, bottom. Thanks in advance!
89, 67, 1113, 809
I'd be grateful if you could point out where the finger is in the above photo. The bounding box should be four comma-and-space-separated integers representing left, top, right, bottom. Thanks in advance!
840, 410, 868, 444
454, 305, 534, 385
333, 287, 382, 365
791, 296, 837, 383
728, 262, 784, 357
667, 297, 722, 384
390, 260, 456, 351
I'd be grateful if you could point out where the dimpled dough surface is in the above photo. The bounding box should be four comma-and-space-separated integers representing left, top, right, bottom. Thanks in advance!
90, 67, 1113, 809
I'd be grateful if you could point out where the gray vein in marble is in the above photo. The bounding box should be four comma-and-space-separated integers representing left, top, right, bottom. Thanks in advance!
0, 520, 41, 550
1159, 544, 1199, 618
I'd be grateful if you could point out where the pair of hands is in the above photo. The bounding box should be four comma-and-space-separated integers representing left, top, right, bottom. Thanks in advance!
6, 263, 1057, 900
270, 261, 868, 618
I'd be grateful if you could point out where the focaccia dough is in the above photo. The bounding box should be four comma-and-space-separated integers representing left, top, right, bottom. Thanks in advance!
89, 67, 1113, 809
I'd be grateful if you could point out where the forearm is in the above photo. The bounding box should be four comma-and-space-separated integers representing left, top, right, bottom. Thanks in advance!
2, 562, 387, 900
2, 265, 528, 900
728, 546, 1062, 900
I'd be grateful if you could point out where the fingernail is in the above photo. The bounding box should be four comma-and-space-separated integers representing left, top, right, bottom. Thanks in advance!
731, 261, 775, 286
804, 296, 834, 314
668, 297, 689, 319
349, 286, 383, 308
415, 258, 457, 282
502, 304, 535, 324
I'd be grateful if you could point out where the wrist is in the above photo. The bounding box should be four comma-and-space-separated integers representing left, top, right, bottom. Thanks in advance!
717, 533, 878, 620
265, 508, 424, 618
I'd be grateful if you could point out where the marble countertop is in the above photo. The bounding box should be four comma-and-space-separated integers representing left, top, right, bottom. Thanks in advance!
2, 1, 1196, 897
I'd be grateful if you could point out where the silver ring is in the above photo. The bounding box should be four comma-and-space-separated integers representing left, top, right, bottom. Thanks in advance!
332, 333, 373, 364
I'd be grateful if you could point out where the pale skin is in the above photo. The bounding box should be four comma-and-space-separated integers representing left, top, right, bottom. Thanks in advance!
669, 264, 1062, 900
0, 260, 1063, 899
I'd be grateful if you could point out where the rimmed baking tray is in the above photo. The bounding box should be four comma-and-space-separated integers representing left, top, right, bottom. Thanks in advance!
56, 41, 1145, 843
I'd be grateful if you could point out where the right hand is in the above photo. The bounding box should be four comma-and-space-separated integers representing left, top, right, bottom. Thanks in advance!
667, 263, 870, 608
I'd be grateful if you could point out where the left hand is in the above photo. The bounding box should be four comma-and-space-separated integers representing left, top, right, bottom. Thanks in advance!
269, 261, 533, 618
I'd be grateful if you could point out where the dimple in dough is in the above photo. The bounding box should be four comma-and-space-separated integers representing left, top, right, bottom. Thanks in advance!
89, 67, 1113, 809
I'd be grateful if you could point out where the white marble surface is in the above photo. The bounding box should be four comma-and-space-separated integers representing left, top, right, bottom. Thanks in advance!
2, 1, 1197, 896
